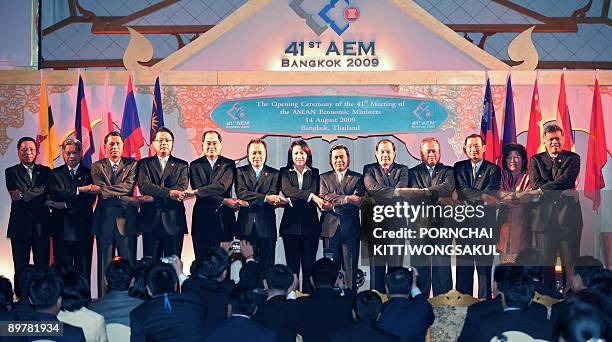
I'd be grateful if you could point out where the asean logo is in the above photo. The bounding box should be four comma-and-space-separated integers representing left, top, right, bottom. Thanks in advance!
290, 0, 360, 36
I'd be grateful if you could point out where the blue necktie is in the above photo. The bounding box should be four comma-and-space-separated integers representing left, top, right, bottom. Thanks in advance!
256, 170, 261, 181
112, 164, 118, 176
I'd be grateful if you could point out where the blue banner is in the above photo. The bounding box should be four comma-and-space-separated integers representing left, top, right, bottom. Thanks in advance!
211, 95, 449, 134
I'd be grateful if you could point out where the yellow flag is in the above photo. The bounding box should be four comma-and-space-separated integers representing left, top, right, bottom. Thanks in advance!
37, 79, 59, 167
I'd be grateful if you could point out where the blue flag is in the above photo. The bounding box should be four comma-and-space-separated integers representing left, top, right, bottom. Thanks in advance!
149, 76, 164, 156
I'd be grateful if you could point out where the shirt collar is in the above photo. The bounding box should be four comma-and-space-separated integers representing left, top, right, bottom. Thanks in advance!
548, 152, 558, 159
471, 160, 483, 170
68, 163, 80, 173
290, 165, 310, 174
336, 170, 347, 177
231, 314, 251, 319
207, 157, 218, 168
158, 155, 170, 162
22, 163, 34, 170
252, 165, 263, 174
109, 159, 121, 167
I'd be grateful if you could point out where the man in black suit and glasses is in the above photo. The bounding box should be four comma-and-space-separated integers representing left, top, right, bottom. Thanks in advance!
5, 136, 52, 273
408, 137, 455, 297
529, 124, 582, 288
320, 144, 365, 290
90, 131, 140, 295
363, 139, 411, 292
137, 127, 189, 259
453, 134, 501, 298
236, 138, 285, 272
48, 138, 97, 281
186, 130, 243, 259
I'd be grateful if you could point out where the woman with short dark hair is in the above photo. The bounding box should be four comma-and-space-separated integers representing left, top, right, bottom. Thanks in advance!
58, 270, 108, 342
497, 143, 535, 262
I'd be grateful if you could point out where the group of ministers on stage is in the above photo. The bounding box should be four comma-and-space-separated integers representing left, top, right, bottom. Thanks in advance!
6, 123, 582, 297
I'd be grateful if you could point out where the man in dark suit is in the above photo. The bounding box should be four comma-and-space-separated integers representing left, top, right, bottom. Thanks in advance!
89, 257, 143, 327
207, 286, 276, 342
529, 124, 583, 288
473, 269, 553, 341
453, 133, 501, 298
377, 267, 434, 342
408, 137, 455, 296
137, 127, 189, 259
236, 138, 285, 271
296, 258, 355, 342
320, 145, 365, 290
91, 132, 139, 295
5, 137, 52, 273
329, 290, 399, 342
48, 138, 96, 282
130, 263, 207, 342
363, 139, 411, 292
458, 263, 548, 342
187, 130, 242, 259
254, 264, 299, 342
28, 273, 85, 342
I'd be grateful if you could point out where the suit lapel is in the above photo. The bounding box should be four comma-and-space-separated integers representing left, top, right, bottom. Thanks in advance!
431, 164, 442, 186
302, 169, 312, 190
417, 164, 429, 188
246, 166, 257, 190
18, 164, 32, 187
160, 157, 174, 184
473, 162, 486, 188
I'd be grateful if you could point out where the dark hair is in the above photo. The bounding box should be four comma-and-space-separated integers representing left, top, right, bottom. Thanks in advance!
312, 258, 339, 288
145, 263, 178, 296
14, 265, 42, 299
29, 273, 64, 311
554, 292, 607, 342
264, 265, 294, 292
246, 138, 267, 155
17, 137, 37, 150
464, 134, 485, 146
375, 139, 395, 152
543, 123, 564, 137
154, 127, 174, 141
202, 130, 222, 143
493, 263, 521, 291
353, 290, 383, 321
385, 267, 413, 295
499, 270, 534, 309
106, 257, 134, 291
329, 144, 350, 167
286, 140, 313, 168
228, 287, 257, 316
501, 143, 528, 172
50, 261, 74, 277
61, 271, 91, 312
201, 247, 230, 279
516, 249, 543, 281
129, 257, 153, 300
573, 256, 604, 288
586, 269, 612, 297
104, 131, 122, 145
0, 276, 14, 311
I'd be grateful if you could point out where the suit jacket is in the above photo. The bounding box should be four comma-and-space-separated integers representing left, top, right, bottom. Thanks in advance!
409, 163, 455, 231
5, 163, 51, 238
253, 295, 300, 342
129, 292, 207, 342
236, 165, 280, 238
475, 309, 553, 342
48, 164, 95, 241
329, 320, 399, 342
189, 155, 237, 241
457, 295, 548, 342
279, 166, 321, 236
207, 316, 276, 342
26, 312, 85, 342
319, 169, 365, 239
453, 159, 501, 244
137, 155, 189, 235
89, 290, 144, 326
91, 157, 138, 237
181, 276, 235, 336
296, 287, 355, 342
377, 295, 435, 342
529, 151, 582, 234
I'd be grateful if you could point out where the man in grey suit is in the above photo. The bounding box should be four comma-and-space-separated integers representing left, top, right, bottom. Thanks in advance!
408, 137, 455, 296
91, 131, 141, 296
320, 145, 365, 289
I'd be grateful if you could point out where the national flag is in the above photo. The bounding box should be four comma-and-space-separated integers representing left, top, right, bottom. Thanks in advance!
501, 73, 517, 148
36, 78, 59, 167
526, 77, 544, 161
480, 77, 500, 164
99, 71, 113, 159
149, 76, 164, 156
75, 74, 95, 168
556, 71, 576, 151
121, 75, 145, 160
584, 74, 607, 210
